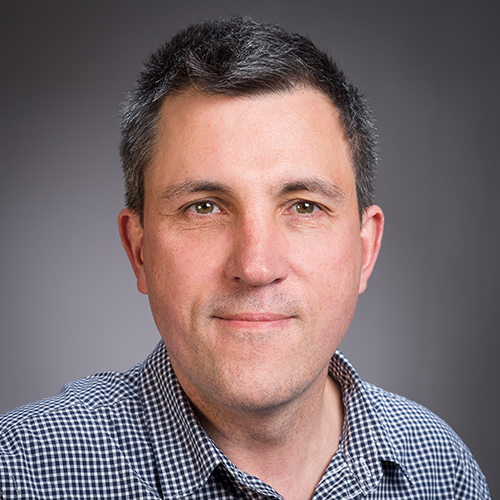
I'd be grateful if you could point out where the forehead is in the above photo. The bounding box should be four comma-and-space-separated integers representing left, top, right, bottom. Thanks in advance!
146, 89, 354, 195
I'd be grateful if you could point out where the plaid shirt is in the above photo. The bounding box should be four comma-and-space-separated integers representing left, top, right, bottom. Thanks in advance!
0, 341, 489, 499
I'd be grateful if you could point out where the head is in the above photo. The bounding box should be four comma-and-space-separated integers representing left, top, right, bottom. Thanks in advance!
118, 18, 384, 416
119, 16, 378, 223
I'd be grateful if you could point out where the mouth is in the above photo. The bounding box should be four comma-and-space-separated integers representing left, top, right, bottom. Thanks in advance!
213, 312, 294, 330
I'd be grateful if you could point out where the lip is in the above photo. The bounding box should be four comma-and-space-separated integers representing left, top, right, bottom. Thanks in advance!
216, 313, 292, 321
213, 313, 294, 329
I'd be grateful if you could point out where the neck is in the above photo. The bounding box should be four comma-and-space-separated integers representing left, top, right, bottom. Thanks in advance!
188, 371, 344, 500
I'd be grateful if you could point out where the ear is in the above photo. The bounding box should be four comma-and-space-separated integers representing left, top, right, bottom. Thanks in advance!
118, 208, 148, 295
358, 205, 384, 294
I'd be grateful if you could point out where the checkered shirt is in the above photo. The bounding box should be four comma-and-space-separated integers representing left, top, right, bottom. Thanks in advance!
0, 341, 490, 499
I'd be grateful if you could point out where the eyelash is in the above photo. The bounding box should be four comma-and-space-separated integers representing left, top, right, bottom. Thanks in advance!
185, 200, 223, 215
289, 200, 322, 215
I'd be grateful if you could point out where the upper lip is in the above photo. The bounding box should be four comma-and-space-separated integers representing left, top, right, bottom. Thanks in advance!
214, 313, 293, 321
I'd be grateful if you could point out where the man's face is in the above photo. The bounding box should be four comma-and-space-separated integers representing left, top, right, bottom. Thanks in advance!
119, 89, 383, 414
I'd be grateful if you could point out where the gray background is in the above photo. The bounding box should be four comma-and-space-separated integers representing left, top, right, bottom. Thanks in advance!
1, 0, 499, 495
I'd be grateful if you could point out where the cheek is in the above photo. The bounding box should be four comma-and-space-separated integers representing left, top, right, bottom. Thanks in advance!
143, 229, 225, 310
299, 230, 362, 323
297, 225, 362, 287
143, 236, 206, 352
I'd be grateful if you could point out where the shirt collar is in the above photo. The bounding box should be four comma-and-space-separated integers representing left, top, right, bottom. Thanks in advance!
138, 341, 412, 498
330, 351, 414, 493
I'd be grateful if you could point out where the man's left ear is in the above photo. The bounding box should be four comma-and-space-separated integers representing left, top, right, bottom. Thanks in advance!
358, 205, 384, 294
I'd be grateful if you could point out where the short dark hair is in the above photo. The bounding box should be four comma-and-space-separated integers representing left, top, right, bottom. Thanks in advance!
120, 16, 378, 221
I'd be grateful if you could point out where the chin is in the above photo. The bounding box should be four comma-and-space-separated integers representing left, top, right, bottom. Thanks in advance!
212, 371, 314, 415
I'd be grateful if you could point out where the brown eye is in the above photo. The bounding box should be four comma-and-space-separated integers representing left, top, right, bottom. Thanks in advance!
190, 201, 221, 214
295, 201, 317, 214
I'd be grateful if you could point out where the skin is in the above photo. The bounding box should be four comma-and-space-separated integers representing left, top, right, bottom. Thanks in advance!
119, 88, 384, 500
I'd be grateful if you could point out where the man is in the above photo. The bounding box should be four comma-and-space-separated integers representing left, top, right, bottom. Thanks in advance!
0, 16, 489, 499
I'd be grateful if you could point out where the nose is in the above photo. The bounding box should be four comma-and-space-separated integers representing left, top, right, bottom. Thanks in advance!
225, 217, 289, 286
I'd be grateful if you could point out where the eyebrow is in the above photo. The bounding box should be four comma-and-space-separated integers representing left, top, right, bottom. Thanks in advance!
278, 178, 345, 202
159, 177, 344, 203
160, 180, 236, 200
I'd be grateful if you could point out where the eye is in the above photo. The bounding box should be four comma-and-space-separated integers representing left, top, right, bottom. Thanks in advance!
293, 201, 319, 214
188, 200, 221, 215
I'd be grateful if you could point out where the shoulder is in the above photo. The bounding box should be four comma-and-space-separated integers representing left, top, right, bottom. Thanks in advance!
0, 363, 142, 431
364, 381, 465, 450
0, 364, 151, 497
364, 381, 455, 440
363, 382, 490, 498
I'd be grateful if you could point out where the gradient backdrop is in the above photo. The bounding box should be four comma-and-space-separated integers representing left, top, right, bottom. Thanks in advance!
1, 0, 499, 495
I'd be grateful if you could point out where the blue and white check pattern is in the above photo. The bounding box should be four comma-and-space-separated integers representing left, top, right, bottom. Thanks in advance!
0, 341, 490, 499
